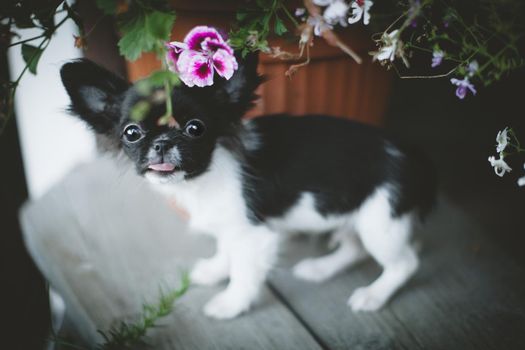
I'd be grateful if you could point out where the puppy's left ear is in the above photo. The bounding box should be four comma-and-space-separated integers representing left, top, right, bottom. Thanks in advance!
209, 52, 262, 118
61, 59, 130, 134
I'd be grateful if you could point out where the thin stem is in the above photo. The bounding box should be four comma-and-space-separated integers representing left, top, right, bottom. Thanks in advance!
164, 78, 173, 118
393, 64, 458, 79
1, 37, 50, 135
281, 4, 299, 28
83, 14, 107, 38
1, 12, 71, 135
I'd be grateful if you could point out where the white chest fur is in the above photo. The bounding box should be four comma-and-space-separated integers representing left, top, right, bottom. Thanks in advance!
149, 146, 251, 235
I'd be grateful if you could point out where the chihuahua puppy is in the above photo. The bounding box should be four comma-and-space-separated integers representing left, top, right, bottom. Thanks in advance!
60, 56, 435, 319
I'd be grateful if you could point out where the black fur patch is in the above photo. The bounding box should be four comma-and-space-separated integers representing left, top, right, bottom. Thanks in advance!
241, 115, 436, 223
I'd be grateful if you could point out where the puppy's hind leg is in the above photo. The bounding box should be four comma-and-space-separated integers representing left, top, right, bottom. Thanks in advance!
349, 209, 419, 312
293, 232, 367, 283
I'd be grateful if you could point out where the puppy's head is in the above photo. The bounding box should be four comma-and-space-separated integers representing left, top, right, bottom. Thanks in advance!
60, 56, 260, 184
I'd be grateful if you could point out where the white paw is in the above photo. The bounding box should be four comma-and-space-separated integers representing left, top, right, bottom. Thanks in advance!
292, 258, 333, 283
347, 286, 387, 312
190, 259, 228, 286
203, 291, 250, 319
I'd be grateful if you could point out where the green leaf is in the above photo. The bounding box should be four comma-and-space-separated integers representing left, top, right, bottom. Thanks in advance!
274, 17, 287, 36
118, 10, 176, 61
145, 11, 176, 41
118, 14, 152, 61
21, 44, 44, 75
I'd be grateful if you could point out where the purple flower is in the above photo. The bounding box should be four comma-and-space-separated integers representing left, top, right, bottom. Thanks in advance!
450, 77, 476, 99
166, 26, 238, 87
431, 50, 444, 68
408, 0, 421, 28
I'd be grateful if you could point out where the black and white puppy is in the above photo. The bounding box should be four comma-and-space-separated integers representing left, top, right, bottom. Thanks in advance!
60, 56, 435, 319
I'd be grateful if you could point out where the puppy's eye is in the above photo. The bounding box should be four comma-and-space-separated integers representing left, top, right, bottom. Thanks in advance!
184, 119, 206, 138
123, 124, 143, 143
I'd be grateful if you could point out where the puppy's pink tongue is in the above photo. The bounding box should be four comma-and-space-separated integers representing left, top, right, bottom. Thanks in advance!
148, 163, 176, 172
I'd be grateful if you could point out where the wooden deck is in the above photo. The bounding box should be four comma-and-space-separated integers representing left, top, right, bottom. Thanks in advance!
20, 157, 525, 349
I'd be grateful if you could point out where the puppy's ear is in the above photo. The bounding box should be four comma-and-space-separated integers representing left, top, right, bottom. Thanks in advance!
217, 52, 262, 116
60, 59, 129, 134
184, 52, 262, 119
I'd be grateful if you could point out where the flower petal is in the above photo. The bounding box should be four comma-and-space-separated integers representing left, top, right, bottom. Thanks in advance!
363, 0, 373, 25
488, 155, 512, 177
165, 41, 188, 72
212, 49, 238, 80
177, 51, 214, 87
202, 37, 234, 55
348, 3, 363, 24
184, 26, 223, 51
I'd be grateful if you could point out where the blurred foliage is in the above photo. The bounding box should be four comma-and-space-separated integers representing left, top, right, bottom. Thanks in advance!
52, 273, 190, 350
97, 273, 189, 350
229, 0, 298, 57
378, 0, 525, 86
0, 0, 175, 134
1, 0, 524, 134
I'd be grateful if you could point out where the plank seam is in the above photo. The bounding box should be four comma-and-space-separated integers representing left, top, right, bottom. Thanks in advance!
267, 282, 330, 350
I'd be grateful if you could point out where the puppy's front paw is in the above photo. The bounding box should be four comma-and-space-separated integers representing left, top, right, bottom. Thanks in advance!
347, 286, 387, 312
190, 259, 228, 286
204, 291, 250, 319
292, 258, 333, 283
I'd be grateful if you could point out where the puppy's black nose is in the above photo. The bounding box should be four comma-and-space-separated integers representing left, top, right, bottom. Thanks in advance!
153, 140, 167, 154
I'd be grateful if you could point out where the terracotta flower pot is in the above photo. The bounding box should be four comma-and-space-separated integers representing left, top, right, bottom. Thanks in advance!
126, 1, 392, 126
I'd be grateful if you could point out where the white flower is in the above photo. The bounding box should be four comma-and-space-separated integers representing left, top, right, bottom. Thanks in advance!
373, 30, 399, 62
488, 155, 512, 177
323, 0, 349, 26
348, 0, 373, 25
517, 164, 525, 187
496, 127, 509, 154
307, 16, 333, 36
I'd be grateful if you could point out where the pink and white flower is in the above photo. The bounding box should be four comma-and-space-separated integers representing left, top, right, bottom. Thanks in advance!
165, 26, 238, 87
348, 0, 373, 25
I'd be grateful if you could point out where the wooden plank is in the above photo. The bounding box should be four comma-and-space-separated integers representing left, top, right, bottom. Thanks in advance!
387, 201, 525, 350
270, 236, 422, 350
269, 197, 525, 350
20, 157, 322, 350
